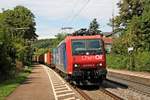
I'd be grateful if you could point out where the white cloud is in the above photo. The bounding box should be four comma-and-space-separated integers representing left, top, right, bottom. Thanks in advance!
36, 27, 60, 39
0, 0, 119, 20
0, 0, 120, 39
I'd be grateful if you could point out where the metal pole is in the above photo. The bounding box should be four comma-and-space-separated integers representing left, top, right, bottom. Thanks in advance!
112, 0, 115, 34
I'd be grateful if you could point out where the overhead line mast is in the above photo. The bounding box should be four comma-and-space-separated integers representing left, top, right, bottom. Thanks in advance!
112, 0, 115, 34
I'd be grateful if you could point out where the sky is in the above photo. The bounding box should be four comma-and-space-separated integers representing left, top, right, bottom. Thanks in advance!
0, 0, 119, 39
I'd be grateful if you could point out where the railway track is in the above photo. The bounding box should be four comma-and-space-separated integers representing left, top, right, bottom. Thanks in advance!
68, 77, 150, 100
75, 87, 93, 100
51, 66, 150, 100
53, 67, 124, 100
72, 85, 124, 100
106, 77, 150, 97
99, 87, 123, 100
68, 83, 124, 100
103, 79, 150, 100
107, 71, 150, 96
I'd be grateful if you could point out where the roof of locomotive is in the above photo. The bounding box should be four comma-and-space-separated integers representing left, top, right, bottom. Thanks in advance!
65, 35, 102, 40
57, 35, 103, 47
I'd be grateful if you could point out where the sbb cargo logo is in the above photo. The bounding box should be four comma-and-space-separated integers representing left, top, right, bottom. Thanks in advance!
81, 55, 102, 60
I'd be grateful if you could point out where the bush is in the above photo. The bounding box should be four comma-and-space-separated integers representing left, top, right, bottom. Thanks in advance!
23, 66, 32, 73
0, 70, 30, 100
107, 51, 150, 72
134, 51, 150, 72
0, 44, 15, 81
107, 54, 128, 69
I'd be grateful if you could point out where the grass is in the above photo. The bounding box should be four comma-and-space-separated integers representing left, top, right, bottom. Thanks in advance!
0, 67, 32, 100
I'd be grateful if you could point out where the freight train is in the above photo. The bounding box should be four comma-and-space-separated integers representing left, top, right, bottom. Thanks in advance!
32, 51, 52, 66
34, 34, 107, 85
53, 35, 107, 85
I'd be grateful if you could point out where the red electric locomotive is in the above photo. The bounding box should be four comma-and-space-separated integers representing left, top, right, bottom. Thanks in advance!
54, 35, 107, 85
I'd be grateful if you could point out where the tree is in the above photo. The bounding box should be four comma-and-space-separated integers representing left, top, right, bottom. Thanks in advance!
110, 0, 150, 71
89, 18, 101, 34
13, 6, 38, 40
32, 33, 66, 56
55, 33, 66, 42
0, 5, 37, 80
2, 6, 38, 40
114, 0, 144, 34
112, 0, 150, 52
140, 0, 150, 50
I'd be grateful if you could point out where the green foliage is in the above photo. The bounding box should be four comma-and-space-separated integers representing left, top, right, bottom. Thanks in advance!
32, 39, 55, 49
13, 6, 37, 39
110, 0, 150, 72
134, 52, 150, 71
107, 52, 150, 72
55, 33, 66, 43
114, 0, 144, 33
107, 54, 128, 69
112, 37, 127, 54
32, 33, 66, 56
113, 0, 150, 52
0, 5, 37, 81
0, 69, 30, 100
140, 0, 150, 50
74, 18, 102, 35
89, 18, 101, 34
24, 67, 32, 73
2, 6, 37, 40
0, 43, 15, 81
32, 39, 54, 56
34, 48, 48, 56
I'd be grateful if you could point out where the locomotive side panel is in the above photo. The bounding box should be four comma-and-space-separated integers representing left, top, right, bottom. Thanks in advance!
55, 42, 68, 73
52, 48, 57, 65
65, 37, 73, 75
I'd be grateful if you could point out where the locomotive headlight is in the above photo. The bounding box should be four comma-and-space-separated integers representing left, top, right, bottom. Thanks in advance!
74, 64, 80, 68
99, 63, 103, 66
74, 64, 78, 67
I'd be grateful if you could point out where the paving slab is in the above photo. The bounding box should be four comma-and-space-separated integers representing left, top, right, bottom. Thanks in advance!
108, 69, 150, 79
108, 69, 150, 86
6, 64, 54, 100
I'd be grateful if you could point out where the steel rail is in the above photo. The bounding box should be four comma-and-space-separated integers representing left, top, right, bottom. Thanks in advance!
74, 87, 93, 100
52, 67, 124, 100
106, 78, 150, 97
99, 88, 124, 100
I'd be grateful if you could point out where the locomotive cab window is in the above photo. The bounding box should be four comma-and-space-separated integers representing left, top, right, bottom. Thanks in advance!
72, 39, 103, 55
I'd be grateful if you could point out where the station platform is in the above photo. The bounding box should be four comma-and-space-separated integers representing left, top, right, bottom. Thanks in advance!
108, 69, 150, 79
6, 64, 82, 100
6, 64, 54, 100
107, 69, 150, 94
107, 69, 150, 86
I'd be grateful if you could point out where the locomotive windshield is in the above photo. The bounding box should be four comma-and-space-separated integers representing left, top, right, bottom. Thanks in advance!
72, 39, 103, 55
